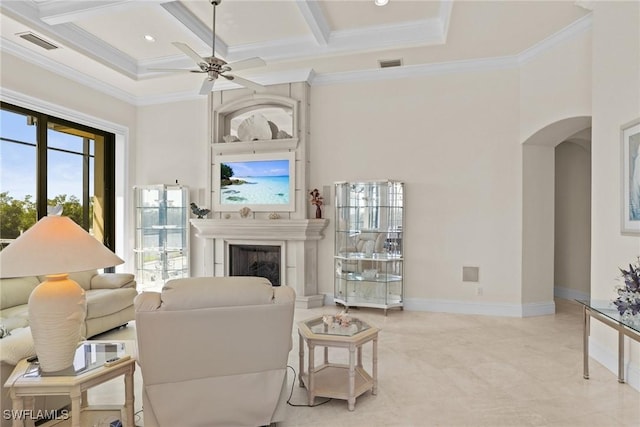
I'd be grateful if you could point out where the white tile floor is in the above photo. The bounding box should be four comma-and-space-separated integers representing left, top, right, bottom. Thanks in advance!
91, 298, 640, 426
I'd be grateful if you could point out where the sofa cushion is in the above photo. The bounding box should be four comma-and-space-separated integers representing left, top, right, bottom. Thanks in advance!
86, 288, 137, 319
91, 273, 135, 289
0, 276, 40, 310
0, 306, 30, 332
0, 327, 35, 365
161, 277, 275, 311
37, 270, 98, 291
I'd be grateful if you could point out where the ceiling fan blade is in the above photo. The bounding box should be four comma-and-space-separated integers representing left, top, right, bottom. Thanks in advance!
199, 78, 216, 95
148, 68, 204, 73
227, 57, 266, 72
224, 74, 264, 92
172, 42, 207, 67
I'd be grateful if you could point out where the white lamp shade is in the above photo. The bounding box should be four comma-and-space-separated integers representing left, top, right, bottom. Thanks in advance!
0, 215, 123, 277
0, 216, 124, 373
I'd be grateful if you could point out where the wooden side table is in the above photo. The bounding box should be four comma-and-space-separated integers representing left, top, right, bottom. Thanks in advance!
3, 341, 135, 427
297, 316, 379, 411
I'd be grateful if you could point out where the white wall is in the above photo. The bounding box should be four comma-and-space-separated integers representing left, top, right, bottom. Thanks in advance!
135, 100, 209, 275
311, 68, 524, 312
590, 0, 640, 390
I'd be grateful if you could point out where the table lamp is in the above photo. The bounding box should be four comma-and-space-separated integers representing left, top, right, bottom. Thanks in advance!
0, 215, 124, 373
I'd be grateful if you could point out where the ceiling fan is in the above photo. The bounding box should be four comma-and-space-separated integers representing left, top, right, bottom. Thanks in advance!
151, 0, 265, 95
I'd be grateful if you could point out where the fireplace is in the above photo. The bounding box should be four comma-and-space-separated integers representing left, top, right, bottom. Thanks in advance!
190, 218, 329, 308
229, 244, 281, 286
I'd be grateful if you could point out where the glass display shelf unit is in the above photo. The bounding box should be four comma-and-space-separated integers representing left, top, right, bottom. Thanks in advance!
334, 180, 404, 314
134, 184, 189, 291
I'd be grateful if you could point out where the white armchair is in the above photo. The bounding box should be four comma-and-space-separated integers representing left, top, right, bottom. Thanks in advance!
134, 276, 296, 427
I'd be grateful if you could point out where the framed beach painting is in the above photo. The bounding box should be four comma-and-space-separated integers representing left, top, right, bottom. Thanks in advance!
622, 118, 640, 234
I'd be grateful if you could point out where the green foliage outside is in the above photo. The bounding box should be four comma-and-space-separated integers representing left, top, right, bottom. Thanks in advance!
0, 192, 91, 246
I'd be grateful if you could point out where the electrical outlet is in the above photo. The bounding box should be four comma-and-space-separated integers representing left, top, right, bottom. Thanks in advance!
476, 286, 483, 296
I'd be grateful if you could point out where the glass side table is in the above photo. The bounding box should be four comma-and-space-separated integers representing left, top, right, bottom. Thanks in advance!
297, 316, 379, 411
576, 299, 640, 383
4, 340, 136, 427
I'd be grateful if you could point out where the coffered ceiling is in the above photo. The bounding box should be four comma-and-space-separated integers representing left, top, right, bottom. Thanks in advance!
0, 1, 590, 105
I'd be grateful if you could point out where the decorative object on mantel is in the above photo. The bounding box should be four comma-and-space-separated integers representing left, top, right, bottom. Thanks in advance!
226, 114, 293, 142
238, 114, 273, 141
239, 207, 252, 218
224, 213, 232, 219
269, 212, 280, 219
309, 188, 323, 219
613, 257, 640, 323
190, 202, 211, 219
223, 135, 240, 143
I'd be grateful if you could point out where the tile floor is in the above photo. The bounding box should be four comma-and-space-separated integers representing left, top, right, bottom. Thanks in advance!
91, 298, 640, 426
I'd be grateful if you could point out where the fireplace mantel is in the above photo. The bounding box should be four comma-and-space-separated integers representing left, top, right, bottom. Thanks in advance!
190, 218, 329, 241
190, 218, 329, 309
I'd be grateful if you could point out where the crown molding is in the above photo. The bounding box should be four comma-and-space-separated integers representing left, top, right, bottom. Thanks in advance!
38, 0, 160, 26
518, 13, 592, 65
0, 37, 137, 105
0, 87, 129, 136
296, 0, 330, 46
1, 0, 139, 78
225, 17, 446, 64
0, 8, 593, 106
311, 55, 519, 86
160, 1, 228, 58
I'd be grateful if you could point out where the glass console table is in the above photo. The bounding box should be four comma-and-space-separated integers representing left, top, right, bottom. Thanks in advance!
576, 300, 640, 383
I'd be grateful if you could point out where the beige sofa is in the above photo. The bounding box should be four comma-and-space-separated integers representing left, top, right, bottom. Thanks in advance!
0, 269, 136, 427
135, 276, 295, 427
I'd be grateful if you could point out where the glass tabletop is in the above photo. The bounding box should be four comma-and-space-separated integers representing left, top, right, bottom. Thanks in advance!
576, 299, 640, 334
26, 341, 127, 377
304, 316, 371, 337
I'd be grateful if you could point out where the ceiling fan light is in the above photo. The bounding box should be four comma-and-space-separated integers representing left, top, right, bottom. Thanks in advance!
374, 0, 389, 6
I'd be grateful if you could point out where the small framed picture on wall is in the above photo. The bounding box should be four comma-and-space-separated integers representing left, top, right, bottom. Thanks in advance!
621, 118, 640, 234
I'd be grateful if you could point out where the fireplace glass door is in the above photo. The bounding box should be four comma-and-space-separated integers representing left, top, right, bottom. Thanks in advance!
229, 244, 281, 286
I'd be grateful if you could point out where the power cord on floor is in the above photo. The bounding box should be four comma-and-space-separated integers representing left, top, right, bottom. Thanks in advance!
286, 365, 332, 407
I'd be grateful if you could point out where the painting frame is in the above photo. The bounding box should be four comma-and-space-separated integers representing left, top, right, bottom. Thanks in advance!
213, 151, 296, 212
621, 117, 640, 234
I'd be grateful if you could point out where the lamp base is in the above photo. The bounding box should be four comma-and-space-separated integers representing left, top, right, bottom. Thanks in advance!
28, 273, 87, 373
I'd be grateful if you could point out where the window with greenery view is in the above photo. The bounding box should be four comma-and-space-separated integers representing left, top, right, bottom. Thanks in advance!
0, 102, 116, 252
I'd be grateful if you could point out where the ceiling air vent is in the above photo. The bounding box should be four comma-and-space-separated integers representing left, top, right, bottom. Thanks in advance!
378, 59, 403, 69
17, 32, 59, 51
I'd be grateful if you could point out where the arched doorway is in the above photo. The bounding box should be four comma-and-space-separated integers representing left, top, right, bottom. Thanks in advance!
521, 116, 592, 313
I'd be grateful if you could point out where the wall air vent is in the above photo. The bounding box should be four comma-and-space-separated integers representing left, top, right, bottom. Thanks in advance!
17, 32, 59, 51
378, 59, 403, 68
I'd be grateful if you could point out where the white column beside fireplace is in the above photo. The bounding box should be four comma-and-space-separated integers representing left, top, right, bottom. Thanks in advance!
190, 218, 328, 308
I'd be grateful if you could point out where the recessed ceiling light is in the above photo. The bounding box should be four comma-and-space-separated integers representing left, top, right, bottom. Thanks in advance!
144, 35, 155, 42
374, 0, 389, 6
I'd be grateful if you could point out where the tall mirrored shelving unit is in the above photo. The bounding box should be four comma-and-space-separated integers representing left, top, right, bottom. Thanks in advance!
334, 180, 404, 314
134, 184, 189, 291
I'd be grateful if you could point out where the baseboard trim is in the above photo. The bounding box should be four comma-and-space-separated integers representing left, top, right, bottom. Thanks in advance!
589, 338, 640, 392
554, 286, 590, 301
321, 294, 555, 317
